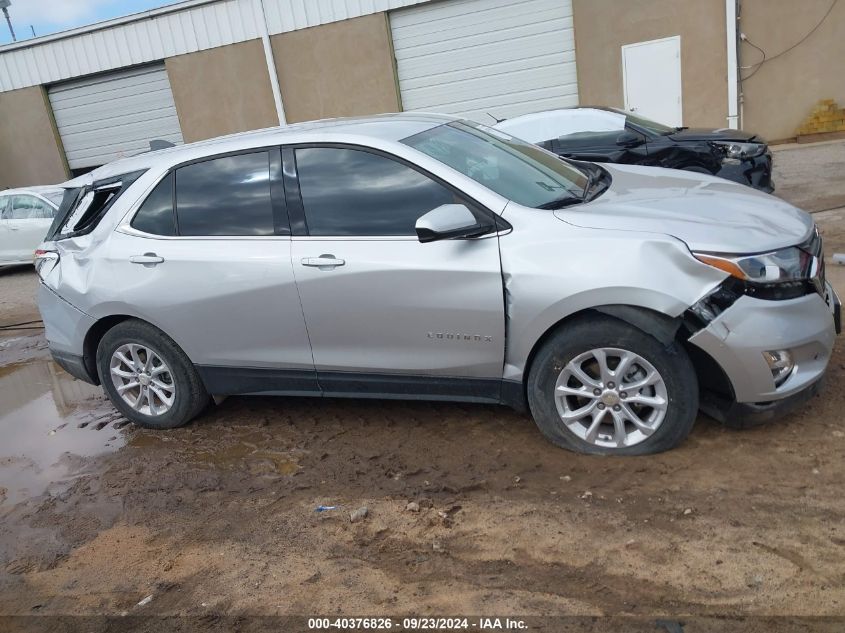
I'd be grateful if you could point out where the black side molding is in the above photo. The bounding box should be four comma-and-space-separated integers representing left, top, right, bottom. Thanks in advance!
317, 371, 502, 403
196, 366, 319, 396
194, 365, 522, 409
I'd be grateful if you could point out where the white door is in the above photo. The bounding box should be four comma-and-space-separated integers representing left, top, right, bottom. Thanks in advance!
390, 0, 578, 121
0, 195, 54, 263
49, 64, 183, 171
622, 36, 682, 127
0, 196, 13, 264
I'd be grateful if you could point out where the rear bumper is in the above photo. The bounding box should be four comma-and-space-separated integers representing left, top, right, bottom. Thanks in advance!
38, 282, 98, 383
50, 348, 97, 384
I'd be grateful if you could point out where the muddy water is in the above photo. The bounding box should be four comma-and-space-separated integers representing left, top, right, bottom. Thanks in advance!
0, 360, 127, 507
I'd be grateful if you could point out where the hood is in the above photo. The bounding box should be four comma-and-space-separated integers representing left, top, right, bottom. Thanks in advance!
554, 163, 813, 253
667, 127, 761, 143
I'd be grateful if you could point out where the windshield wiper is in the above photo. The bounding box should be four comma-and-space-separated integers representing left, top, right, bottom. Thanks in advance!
536, 195, 584, 210
581, 171, 595, 201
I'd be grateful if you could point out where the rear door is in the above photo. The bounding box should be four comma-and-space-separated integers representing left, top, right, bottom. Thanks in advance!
109, 149, 315, 391
0, 196, 12, 263
2, 195, 55, 262
286, 145, 505, 398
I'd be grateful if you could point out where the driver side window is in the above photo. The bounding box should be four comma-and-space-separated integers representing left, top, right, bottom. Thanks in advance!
294, 147, 466, 237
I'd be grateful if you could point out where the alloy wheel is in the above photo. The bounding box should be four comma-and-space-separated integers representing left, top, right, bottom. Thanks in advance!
109, 343, 176, 416
554, 347, 668, 448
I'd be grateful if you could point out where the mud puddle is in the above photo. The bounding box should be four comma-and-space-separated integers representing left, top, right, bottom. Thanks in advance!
0, 359, 128, 507
130, 422, 303, 476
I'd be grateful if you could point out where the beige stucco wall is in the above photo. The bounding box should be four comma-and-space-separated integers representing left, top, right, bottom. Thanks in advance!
572, 0, 728, 128
165, 39, 279, 143
0, 86, 68, 188
271, 13, 400, 123
740, 0, 845, 141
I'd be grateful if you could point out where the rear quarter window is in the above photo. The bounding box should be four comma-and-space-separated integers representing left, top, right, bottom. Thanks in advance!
48, 170, 145, 240
131, 173, 176, 236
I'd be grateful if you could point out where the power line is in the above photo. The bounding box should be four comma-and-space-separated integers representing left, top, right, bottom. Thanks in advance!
741, 0, 839, 81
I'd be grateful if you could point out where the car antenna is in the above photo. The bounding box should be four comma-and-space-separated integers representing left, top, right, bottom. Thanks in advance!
486, 112, 505, 124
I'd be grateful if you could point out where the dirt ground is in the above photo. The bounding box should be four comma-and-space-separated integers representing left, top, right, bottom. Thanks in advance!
1, 141, 845, 631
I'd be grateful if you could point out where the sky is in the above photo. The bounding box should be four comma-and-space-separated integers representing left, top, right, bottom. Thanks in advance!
0, 0, 179, 45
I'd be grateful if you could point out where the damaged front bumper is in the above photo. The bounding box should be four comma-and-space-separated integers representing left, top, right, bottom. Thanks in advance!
688, 283, 838, 427
716, 150, 774, 193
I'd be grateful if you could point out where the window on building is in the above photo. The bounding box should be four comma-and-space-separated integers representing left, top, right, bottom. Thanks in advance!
295, 148, 458, 236
175, 151, 273, 236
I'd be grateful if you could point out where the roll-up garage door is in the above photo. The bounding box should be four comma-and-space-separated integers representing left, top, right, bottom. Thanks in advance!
49, 64, 183, 171
390, 0, 578, 121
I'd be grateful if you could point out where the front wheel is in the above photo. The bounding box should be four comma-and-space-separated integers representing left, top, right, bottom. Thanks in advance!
527, 316, 698, 455
96, 319, 209, 429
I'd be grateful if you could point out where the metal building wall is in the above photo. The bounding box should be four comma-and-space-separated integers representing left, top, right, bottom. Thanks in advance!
48, 64, 184, 169
390, 0, 578, 120
0, 0, 430, 93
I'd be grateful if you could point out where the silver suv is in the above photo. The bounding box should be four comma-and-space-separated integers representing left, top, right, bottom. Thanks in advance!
36, 114, 839, 455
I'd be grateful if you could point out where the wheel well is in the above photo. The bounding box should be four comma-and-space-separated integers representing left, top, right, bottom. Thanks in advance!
82, 315, 134, 385
519, 305, 734, 408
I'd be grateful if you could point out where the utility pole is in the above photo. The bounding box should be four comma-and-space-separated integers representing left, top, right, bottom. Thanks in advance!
0, 0, 16, 42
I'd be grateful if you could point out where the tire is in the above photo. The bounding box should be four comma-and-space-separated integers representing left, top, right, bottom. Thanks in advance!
527, 315, 698, 455
96, 319, 209, 429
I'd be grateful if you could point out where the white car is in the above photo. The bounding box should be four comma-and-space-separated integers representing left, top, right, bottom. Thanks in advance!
0, 186, 64, 267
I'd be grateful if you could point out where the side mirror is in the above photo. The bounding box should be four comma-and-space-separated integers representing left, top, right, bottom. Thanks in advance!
415, 204, 493, 243
616, 130, 644, 147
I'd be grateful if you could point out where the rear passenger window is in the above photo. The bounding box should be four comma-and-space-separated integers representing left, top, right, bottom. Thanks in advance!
295, 148, 457, 236
175, 151, 273, 236
131, 173, 175, 236
6, 195, 54, 219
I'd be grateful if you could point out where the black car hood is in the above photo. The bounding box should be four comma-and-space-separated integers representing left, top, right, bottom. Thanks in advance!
667, 127, 761, 143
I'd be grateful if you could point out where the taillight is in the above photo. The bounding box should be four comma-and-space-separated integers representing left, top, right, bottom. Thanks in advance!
34, 249, 59, 280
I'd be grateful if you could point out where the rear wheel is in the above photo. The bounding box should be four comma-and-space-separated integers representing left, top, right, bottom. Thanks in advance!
96, 319, 209, 429
527, 316, 698, 455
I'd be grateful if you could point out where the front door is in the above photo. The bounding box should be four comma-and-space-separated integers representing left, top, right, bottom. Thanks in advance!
287, 146, 505, 396
622, 36, 683, 127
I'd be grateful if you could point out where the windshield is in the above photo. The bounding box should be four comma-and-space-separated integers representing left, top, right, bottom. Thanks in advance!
608, 108, 676, 136
402, 121, 588, 209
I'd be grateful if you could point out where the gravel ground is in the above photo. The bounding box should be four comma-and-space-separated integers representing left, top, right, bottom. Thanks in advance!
1, 142, 844, 630
772, 139, 845, 212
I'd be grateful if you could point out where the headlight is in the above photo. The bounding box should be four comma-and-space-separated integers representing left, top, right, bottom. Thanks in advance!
693, 247, 812, 283
712, 141, 766, 159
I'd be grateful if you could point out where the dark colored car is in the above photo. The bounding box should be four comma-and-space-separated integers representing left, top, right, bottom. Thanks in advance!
494, 106, 774, 192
